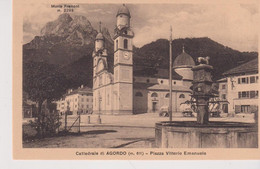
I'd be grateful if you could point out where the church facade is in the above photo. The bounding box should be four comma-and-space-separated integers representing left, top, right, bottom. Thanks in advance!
92, 4, 195, 115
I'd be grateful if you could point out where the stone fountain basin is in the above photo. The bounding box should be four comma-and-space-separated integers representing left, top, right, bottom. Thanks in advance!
155, 121, 258, 148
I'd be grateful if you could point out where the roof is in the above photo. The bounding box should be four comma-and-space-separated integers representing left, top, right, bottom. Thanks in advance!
116, 4, 131, 18
217, 77, 227, 83
223, 58, 258, 76
148, 84, 191, 92
173, 48, 195, 68
65, 86, 93, 97
133, 67, 183, 80
133, 82, 155, 89
96, 32, 104, 40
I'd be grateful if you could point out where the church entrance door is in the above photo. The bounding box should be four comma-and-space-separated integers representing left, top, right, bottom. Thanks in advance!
152, 102, 157, 112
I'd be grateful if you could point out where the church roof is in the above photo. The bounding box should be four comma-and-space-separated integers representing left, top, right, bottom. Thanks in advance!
96, 32, 104, 40
223, 58, 258, 76
133, 82, 155, 89
116, 4, 131, 18
148, 84, 191, 92
173, 47, 195, 68
133, 67, 183, 80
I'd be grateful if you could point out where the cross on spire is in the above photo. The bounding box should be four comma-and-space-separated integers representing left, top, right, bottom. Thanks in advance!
169, 25, 172, 42
99, 21, 102, 33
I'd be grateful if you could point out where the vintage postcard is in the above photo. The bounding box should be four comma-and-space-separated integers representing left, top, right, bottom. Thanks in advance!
13, 0, 260, 160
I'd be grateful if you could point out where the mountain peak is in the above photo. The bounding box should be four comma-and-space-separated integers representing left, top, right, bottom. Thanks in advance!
58, 13, 73, 22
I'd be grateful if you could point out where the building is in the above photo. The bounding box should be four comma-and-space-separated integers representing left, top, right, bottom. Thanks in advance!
56, 86, 93, 115
92, 4, 195, 115
222, 58, 258, 114
217, 77, 228, 113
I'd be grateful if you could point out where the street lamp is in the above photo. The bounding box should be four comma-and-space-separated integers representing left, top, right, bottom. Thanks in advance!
169, 26, 173, 122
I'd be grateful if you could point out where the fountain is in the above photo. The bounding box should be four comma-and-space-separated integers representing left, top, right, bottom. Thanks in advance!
155, 57, 258, 148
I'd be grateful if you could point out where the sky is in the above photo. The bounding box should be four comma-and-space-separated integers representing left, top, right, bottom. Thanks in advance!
23, 3, 259, 52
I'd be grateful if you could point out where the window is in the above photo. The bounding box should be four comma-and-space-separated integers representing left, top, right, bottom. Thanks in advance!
124, 39, 128, 49
107, 94, 109, 105
179, 94, 185, 98
82, 105, 84, 108
81, 98, 84, 102
160, 80, 164, 84
135, 92, 143, 97
174, 81, 176, 84
250, 91, 258, 98
222, 84, 226, 89
124, 30, 127, 34
222, 94, 226, 100
238, 91, 249, 98
75, 105, 77, 108
146, 79, 150, 83
238, 77, 249, 84
116, 40, 118, 50
165, 93, 170, 98
151, 92, 158, 97
99, 75, 103, 86
250, 76, 256, 83
241, 105, 250, 113
87, 99, 89, 102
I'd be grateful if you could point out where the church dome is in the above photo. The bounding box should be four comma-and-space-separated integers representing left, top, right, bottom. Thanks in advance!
116, 4, 131, 18
96, 32, 104, 40
173, 47, 195, 68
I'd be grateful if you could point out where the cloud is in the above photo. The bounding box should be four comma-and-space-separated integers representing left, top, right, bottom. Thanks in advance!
132, 4, 258, 51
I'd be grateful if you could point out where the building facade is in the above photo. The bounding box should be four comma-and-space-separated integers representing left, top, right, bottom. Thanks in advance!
222, 58, 258, 114
217, 77, 228, 113
56, 86, 93, 115
93, 4, 195, 115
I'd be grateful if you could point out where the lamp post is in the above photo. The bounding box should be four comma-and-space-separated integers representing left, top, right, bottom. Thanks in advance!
169, 26, 173, 121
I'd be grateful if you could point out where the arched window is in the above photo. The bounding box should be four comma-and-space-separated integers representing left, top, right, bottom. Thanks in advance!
107, 94, 109, 105
179, 94, 185, 98
124, 30, 127, 35
160, 80, 164, 84
151, 92, 158, 97
116, 40, 118, 50
165, 93, 170, 98
124, 39, 128, 49
135, 92, 143, 97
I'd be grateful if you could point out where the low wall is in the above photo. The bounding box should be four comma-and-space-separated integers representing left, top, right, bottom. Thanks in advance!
155, 121, 258, 148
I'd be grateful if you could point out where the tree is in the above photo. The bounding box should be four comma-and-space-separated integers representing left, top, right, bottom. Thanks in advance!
23, 61, 69, 137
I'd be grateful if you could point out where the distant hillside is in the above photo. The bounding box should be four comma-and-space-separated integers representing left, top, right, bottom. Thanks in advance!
134, 38, 258, 80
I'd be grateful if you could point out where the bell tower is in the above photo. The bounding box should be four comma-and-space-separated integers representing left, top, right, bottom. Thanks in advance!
113, 4, 134, 114
92, 22, 108, 112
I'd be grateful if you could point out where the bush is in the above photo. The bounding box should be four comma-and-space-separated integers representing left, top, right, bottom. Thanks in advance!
29, 109, 62, 138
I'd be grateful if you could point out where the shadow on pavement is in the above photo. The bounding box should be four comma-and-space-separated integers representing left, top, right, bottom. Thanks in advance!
84, 130, 117, 135
111, 138, 154, 148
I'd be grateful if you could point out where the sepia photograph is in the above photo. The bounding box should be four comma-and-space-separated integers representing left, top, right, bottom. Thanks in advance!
12, 0, 260, 160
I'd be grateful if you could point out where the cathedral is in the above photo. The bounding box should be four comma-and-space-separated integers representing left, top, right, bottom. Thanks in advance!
92, 4, 195, 115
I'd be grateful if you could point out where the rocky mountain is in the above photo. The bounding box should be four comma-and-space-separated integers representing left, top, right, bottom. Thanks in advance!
23, 13, 258, 91
23, 13, 113, 66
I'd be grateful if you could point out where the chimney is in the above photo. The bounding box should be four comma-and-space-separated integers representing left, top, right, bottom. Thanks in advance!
81, 85, 84, 88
